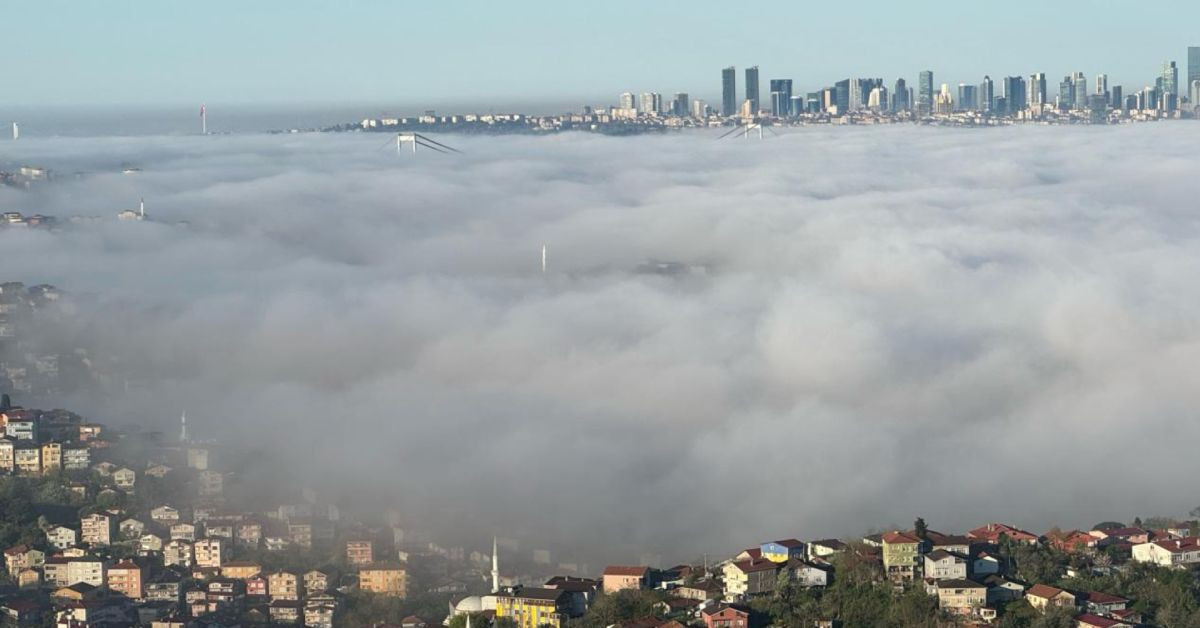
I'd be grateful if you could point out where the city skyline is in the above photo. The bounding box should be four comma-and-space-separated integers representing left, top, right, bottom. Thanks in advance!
2, 0, 1200, 107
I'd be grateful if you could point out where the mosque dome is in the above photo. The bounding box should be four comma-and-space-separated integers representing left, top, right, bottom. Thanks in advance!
454, 596, 485, 614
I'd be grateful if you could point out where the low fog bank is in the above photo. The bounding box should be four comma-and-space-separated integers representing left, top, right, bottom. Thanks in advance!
2, 124, 1200, 562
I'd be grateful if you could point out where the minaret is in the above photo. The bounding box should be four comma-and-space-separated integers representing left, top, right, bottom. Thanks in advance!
180, 411, 188, 443
491, 536, 500, 593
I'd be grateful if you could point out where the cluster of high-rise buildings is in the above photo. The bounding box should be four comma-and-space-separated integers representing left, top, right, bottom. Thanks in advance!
620, 47, 1200, 123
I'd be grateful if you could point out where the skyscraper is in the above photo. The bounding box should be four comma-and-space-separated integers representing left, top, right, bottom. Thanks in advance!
834, 79, 851, 114
619, 92, 636, 110
1029, 73, 1047, 107
893, 78, 909, 112
721, 67, 737, 116
957, 84, 977, 111
745, 66, 760, 113
639, 92, 661, 115
917, 70, 934, 116
1002, 76, 1026, 114
1058, 76, 1074, 111
848, 79, 863, 112
1190, 47, 1200, 99
1072, 72, 1087, 110
672, 93, 689, 117
1111, 86, 1123, 112
867, 86, 889, 111
979, 76, 994, 113
1088, 93, 1107, 124
769, 79, 793, 117
1161, 61, 1179, 97
1095, 74, 1108, 96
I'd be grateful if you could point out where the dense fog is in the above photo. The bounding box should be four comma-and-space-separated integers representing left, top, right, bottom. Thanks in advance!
2, 125, 1199, 562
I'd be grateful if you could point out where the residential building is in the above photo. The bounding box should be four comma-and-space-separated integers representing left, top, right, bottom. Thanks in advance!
0, 438, 13, 472
221, 561, 262, 580
346, 540, 374, 565
139, 533, 165, 552
882, 531, 923, 582
269, 599, 303, 625
305, 569, 330, 594
107, 561, 143, 599
113, 467, 136, 490
14, 444, 39, 474
806, 539, 847, 561
164, 540, 193, 568
305, 597, 338, 628
722, 557, 781, 597
64, 556, 106, 587
935, 579, 987, 616
702, 603, 751, 628
62, 446, 89, 470
1132, 537, 1200, 566
3, 545, 45, 573
968, 523, 1038, 545
81, 513, 116, 547
1089, 527, 1149, 545
170, 523, 197, 541
602, 565, 649, 593
359, 564, 407, 597
194, 537, 228, 568
269, 570, 302, 601
1026, 583, 1077, 611
151, 505, 181, 524
46, 526, 78, 550
924, 550, 968, 580
40, 442, 61, 472
790, 561, 830, 588
1084, 591, 1128, 615
494, 586, 573, 628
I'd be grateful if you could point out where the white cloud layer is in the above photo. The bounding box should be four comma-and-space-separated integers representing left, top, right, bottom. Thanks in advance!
3, 124, 1200, 561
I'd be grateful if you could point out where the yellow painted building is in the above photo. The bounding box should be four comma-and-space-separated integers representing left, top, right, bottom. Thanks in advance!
494, 587, 570, 628
358, 565, 407, 597
41, 443, 62, 472
882, 531, 922, 582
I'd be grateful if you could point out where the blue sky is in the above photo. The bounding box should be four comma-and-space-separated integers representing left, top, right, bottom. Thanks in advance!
4, 0, 1198, 109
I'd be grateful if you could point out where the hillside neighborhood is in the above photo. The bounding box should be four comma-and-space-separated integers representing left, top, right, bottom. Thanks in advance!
4, 393, 1200, 627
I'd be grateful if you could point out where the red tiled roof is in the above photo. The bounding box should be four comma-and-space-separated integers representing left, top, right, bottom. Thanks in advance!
1150, 537, 1200, 553
968, 523, 1038, 542
1026, 584, 1069, 599
603, 565, 649, 577
882, 531, 921, 544
1075, 614, 1122, 628
1086, 591, 1127, 604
